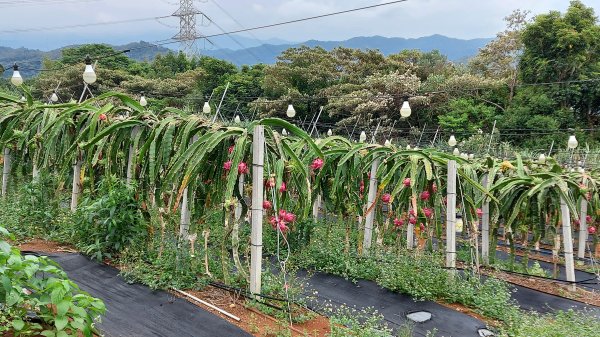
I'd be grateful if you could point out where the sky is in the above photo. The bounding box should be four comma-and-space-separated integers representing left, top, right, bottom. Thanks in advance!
0, 0, 594, 51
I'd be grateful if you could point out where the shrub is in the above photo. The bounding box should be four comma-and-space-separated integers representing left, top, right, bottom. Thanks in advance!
0, 226, 105, 336
71, 176, 145, 261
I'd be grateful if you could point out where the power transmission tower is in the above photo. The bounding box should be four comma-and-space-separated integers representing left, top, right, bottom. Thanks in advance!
172, 0, 201, 55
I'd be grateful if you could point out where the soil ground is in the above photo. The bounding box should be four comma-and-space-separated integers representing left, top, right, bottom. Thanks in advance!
17, 239, 331, 337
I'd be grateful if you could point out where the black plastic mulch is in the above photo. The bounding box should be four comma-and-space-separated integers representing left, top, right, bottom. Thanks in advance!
46, 253, 251, 337
494, 250, 600, 291
299, 271, 490, 337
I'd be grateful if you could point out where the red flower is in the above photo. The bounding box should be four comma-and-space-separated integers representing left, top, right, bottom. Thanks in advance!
403, 178, 411, 187
263, 200, 272, 210
311, 158, 324, 170
409, 217, 417, 225
423, 207, 433, 218
99, 113, 107, 121
476, 208, 483, 218
588, 226, 596, 235
419, 223, 425, 231
420, 191, 430, 201
393, 218, 404, 227
238, 162, 249, 174
278, 209, 296, 223
228, 145, 235, 154
586, 215, 593, 224
277, 222, 289, 232
432, 183, 438, 193
279, 181, 287, 193
265, 177, 276, 189
223, 160, 232, 171
574, 219, 581, 226
382, 193, 391, 203
409, 209, 416, 217
359, 180, 365, 193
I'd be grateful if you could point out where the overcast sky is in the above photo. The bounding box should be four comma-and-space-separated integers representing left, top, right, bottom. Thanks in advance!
0, 0, 593, 50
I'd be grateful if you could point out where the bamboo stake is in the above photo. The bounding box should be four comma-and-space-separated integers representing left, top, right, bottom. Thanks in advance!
446, 160, 457, 269
232, 173, 247, 280
70, 157, 82, 212
2, 148, 10, 197
578, 198, 588, 259
126, 126, 140, 185
173, 289, 240, 321
250, 125, 265, 295
560, 197, 576, 291
362, 159, 380, 255
481, 174, 490, 264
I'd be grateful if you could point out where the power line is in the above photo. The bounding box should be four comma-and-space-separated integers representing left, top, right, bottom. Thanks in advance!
0, 0, 100, 7
0, 15, 172, 35
148, 0, 409, 48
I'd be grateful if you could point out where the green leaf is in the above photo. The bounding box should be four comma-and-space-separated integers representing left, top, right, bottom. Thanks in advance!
55, 315, 68, 331
41, 331, 56, 337
57, 300, 70, 316
12, 319, 25, 330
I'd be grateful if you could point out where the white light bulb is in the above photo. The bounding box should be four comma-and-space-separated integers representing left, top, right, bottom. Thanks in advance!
461, 153, 469, 160
20, 96, 25, 102
286, 104, 296, 118
11, 64, 23, 86
406, 145, 411, 150
282, 129, 288, 136
139, 94, 147, 107
202, 102, 211, 114
453, 148, 460, 156
327, 129, 332, 137
538, 154, 546, 164
400, 100, 411, 118
468, 153, 474, 160
50, 92, 58, 102
234, 115, 241, 123
448, 135, 457, 147
359, 131, 367, 142
384, 139, 391, 146
567, 135, 578, 149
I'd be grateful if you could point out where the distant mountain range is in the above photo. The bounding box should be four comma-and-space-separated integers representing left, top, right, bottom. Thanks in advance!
0, 35, 492, 77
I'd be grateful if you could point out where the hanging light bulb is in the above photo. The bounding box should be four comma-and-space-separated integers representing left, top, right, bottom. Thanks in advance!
11, 64, 23, 86
448, 135, 457, 147
399, 99, 411, 118
327, 129, 332, 137
286, 104, 296, 118
538, 154, 546, 164
139, 92, 148, 107
202, 102, 211, 114
359, 131, 367, 142
82, 55, 96, 84
234, 115, 241, 123
453, 148, 460, 156
567, 135, 578, 149
50, 91, 59, 102
406, 144, 411, 150
282, 129, 288, 136
384, 139, 391, 146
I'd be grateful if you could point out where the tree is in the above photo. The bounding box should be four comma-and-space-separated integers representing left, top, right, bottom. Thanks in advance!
519, 1, 600, 127
60, 44, 132, 70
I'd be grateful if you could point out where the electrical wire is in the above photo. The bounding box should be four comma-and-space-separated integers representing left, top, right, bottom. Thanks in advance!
0, 0, 100, 7
0, 15, 173, 35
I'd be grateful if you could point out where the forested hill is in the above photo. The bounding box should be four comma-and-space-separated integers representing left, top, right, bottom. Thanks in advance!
0, 35, 491, 77
203, 35, 492, 66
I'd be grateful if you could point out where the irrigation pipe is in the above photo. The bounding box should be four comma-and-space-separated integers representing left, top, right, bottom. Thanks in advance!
172, 288, 241, 321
